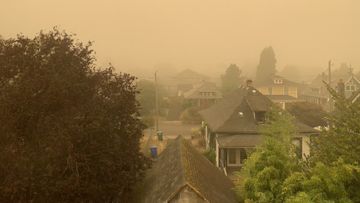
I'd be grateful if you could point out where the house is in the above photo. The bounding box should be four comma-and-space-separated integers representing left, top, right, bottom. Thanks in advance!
344, 74, 360, 98
255, 75, 301, 98
266, 95, 305, 110
140, 136, 237, 203
299, 86, 329, 107
183, 81, 222, 108
199, 86, 318, 175
173, 69, 210, 96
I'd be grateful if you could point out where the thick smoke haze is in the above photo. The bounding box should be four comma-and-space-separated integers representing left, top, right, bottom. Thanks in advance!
1, 0, 359, 80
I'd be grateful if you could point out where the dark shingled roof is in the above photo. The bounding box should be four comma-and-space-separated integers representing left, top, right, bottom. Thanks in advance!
140, 136, 237, 203
217, 134, 263, 148
200, 86, 317, 134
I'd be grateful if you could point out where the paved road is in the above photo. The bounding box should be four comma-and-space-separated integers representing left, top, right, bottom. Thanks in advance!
144, 121, 200, 139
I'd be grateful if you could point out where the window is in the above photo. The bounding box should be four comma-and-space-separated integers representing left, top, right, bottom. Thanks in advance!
227, 148, 248, 166
274, 79, 283, 84
228, 149, 237, 165
255, 111, 266, 123
292, 138, 302, 159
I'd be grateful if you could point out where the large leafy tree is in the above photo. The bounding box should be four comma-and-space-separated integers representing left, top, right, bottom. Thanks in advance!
235, 108, 298, 203
282, 160, 360, 203
0, 29, 149, 202
137, 79, 156, 116
221, 64, 243, 95
255, 46, 277, 83
312, 84, 360, 164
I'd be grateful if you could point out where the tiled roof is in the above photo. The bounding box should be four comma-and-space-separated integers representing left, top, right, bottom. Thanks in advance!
140, 136, 237, 203
217, 134, 262, 148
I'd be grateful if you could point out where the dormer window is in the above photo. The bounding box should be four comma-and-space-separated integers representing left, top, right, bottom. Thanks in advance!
254, 111, 266, 124
274, 79, 283, 84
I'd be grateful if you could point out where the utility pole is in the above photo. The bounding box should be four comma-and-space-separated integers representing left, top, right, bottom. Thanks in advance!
328, 60, 333, 111
154, 71, 159, 133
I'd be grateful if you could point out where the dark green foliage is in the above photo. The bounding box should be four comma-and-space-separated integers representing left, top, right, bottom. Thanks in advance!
221, 64, 243, 95
0, 29, 149, 202
137, 79, 156, 116
256, 47, 277, 83
312, 84, 360, 164
283, 160, 360, 203
286, 102, 328, 128
136, 79, 167, 126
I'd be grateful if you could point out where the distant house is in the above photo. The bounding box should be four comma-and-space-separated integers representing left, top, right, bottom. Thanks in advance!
266, 95, 305, 109
140, 136, 237, 203
173, 69, 209, 96
300, 85, 329, 107
344, 74, 360, 98
200, 86, 317, 175
255, 75, 301, 98
183, 81, 222, 108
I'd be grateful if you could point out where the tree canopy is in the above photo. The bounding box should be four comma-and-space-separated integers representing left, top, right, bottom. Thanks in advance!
0, 29, 149, 202
221, 64, 243, 95
312, 84, 360, 165
256, 47, 277, 83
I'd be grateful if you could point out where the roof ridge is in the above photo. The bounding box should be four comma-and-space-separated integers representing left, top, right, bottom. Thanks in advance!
177, 136, 188, 187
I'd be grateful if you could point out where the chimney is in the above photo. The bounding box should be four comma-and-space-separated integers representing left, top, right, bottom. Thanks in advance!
246, 79, 253, 87
337, 79, 345, 97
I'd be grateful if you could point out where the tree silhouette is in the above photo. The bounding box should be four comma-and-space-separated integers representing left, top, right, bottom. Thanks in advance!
221, 64, 243, 95
0, 29, 149, 202
256, 47, 277, 83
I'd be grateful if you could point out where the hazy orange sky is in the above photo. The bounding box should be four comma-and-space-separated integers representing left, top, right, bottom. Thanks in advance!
1, 0, 359, 78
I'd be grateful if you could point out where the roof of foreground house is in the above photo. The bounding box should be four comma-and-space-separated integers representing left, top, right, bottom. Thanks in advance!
199, 86, 317, 134
140, 136, 237, 203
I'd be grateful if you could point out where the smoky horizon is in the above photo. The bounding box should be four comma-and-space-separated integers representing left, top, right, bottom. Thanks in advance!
1, 0, 359, 81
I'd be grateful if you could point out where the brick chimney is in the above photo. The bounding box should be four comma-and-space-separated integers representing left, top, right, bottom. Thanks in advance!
246, 79, 253, 87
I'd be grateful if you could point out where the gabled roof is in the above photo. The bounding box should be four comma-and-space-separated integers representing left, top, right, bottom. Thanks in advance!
183, 81, 222, 99
200, 86, 273, 133
200, 86, 316, 134
345, 75, 360, 86
350, 89, 360, 103
140, 136, 237, 203
174, 69, 208, 80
